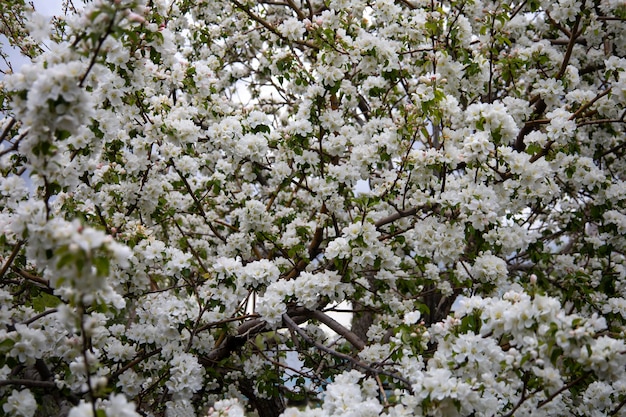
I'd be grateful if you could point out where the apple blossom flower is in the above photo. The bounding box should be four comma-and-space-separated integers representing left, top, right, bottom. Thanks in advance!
2, 389, 37, 417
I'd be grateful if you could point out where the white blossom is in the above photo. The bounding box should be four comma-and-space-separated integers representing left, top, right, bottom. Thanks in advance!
2, 389, 37, 417
0, 0, 624, 415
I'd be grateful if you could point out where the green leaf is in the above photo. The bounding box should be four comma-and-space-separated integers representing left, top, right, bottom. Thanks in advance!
32, 292, 61, 312
460, 313, 481, 333
476, 117, 486, 131
550, 347, 563, 365
255, 334, 266, 350
57, 251, 76, 269
0, 338, 15, 354
94, 256, 110, 277
252, 125, 271, 134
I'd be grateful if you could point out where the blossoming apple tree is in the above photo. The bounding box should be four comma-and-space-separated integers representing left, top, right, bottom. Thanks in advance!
1, 0, 626, 416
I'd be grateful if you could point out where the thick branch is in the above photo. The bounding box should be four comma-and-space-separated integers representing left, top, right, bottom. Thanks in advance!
310, 310, 365, 350
0, 117, 16, 142
537, 372, 591, 408
597, 135, 626, 159
22, 309, 58, 326
285, 0, 306, 20
375, 208, 418, 229
0, 379, 57, 388
0, 240, 24, 279
555, 11, 583, 80
396, 0, 417, 9
282, 313, 413, 392
199, 307, 310, 366
13, 268, 50, 287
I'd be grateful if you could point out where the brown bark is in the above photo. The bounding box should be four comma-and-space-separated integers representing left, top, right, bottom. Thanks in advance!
350, 303, 374, 343
238, 378, 285, 417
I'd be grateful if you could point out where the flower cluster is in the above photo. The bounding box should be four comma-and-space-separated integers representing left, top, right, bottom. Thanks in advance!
0, 0, 624, 415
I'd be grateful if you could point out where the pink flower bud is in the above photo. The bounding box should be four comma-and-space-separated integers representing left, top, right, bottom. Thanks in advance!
126, 12, 146, 24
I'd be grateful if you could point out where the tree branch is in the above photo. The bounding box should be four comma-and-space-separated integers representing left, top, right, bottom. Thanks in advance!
282, 313, 414, 392
13, 268, 50, 287
0, 379, 57, 388
230, 0, 320, 51
570, 87, 612, 120
310, 310, 365, 350
537, 372, 591, 408
0, 240, 24, 280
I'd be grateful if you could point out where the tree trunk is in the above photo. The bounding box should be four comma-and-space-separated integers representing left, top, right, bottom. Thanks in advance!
350, 272, 376, 342
351, 301, 374, 342
238, 378, 285, 417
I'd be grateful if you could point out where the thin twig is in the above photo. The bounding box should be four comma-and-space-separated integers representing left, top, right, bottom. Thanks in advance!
170, 160, 226, 243
537, 372, 591, 408
111, 348, 163, 379
570, 87, 612, 120
22, 308, 58, 326
79, 9, 117, 87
